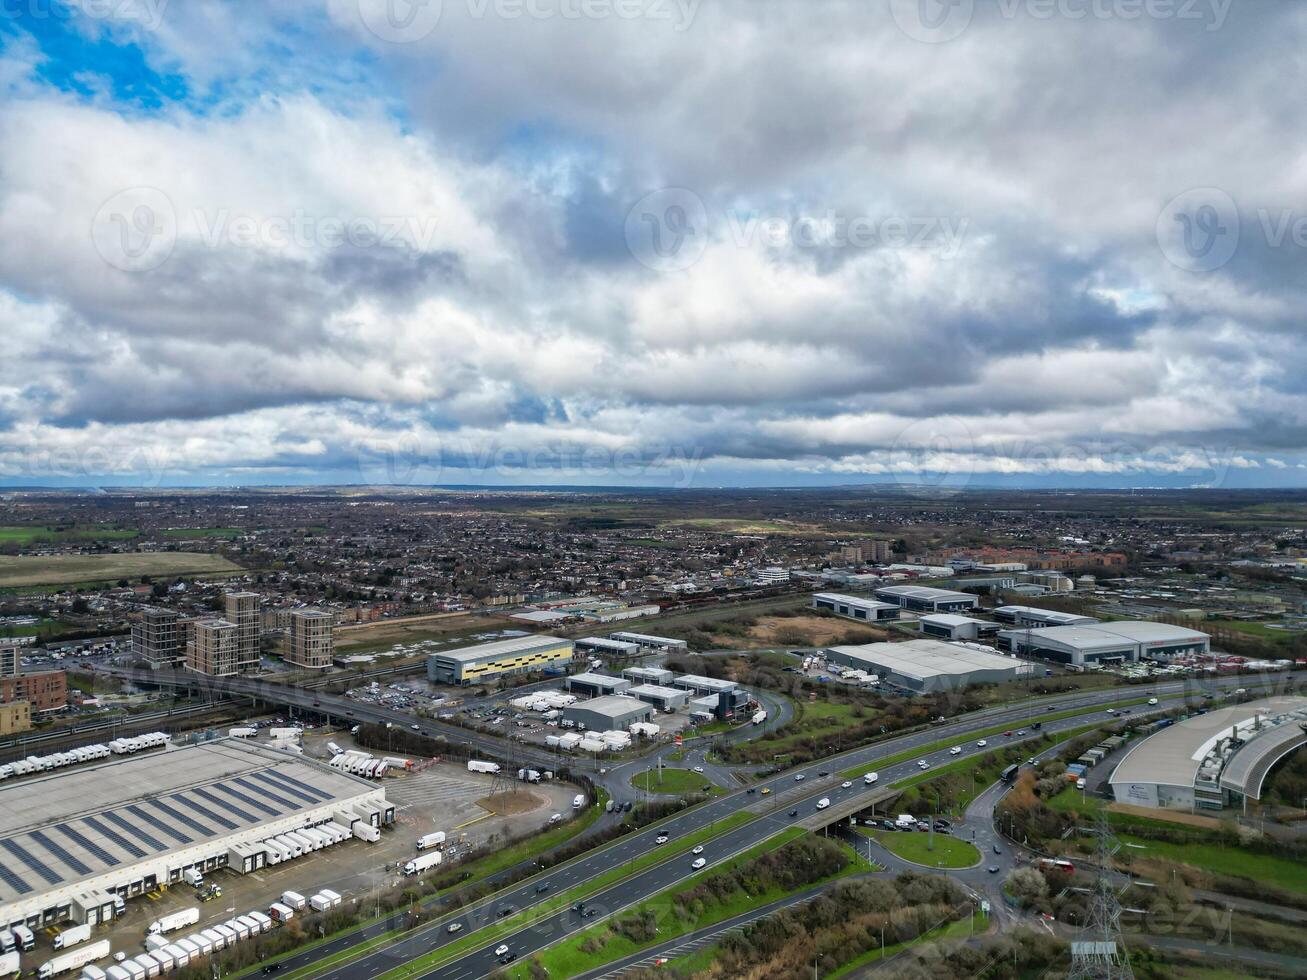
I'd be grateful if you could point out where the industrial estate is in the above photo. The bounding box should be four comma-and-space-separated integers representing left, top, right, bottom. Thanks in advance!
0, 488, 1300, 979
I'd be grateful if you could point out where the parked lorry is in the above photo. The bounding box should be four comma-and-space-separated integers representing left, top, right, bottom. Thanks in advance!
353, 823, 380, 843
144, 935, 169, 953
53, 924, 92, 950
416, 832, 445, 851
402, 851, 442, 876
149, 908, 199, 936
466, 760, 500, 774
0, 952, 17, 977
572, 794, 585, 809
14, 925, 35, 950
517, 768, 541, 783
38, 939, 112, 979
280, 891, 307, 911
181, 869, 203, 887
268, 903, 294, 924
228, 727, 256, 739
82, 963, 108, 980
751, 710, 767, 725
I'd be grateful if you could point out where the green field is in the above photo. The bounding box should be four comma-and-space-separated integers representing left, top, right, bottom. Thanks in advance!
1045, 788, 1307, 896
160, 527, 244, 539
858, 828, 980, 869
0, 617, 72, 639
0, 525, 139, 545
828, 915, 983, 978
630, 767, 714, 794
0, 553, 243, 587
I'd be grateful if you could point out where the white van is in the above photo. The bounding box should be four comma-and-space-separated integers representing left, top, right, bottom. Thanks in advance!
863, 772, 878, 785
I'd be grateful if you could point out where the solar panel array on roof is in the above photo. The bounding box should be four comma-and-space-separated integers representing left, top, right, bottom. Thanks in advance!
0, 741, 383, 908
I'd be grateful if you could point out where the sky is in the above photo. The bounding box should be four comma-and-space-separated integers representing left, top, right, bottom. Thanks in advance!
1, 0, 1306, 490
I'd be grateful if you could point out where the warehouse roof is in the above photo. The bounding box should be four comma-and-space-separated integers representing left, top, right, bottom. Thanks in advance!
874, 585, 976, 602
0, 741, 376, 904
1112, 696, 1307, 792
626, 684, 686, 700
828, 639, 1032, 682
564, 695, 650, 718
994, 605, 1098, 625
814, 592, 898, 609
1005, 621, 1209, 651
432, 634, 570, 663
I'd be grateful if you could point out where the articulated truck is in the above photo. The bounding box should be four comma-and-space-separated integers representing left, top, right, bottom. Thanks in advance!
467, 760, 500, 774
416, 832, 445, 851
38, 939, 111, 979
149, 908, 199, 935
403, 851, 442, 876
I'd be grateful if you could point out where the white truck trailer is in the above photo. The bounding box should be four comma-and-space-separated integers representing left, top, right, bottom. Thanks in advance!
54, 924, 92, 949
416, 832, 445, 851
402, 851, 442, 876
280, 891, 307, 911
38, 940, 112, 979
0, 952, 17, 977
466, 760, 500, 774
149, 908, 199, 936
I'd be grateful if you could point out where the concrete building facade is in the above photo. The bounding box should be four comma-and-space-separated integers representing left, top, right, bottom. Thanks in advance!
186, 620, 240, 676
287, 609, 334, 670
131, 607, 181, 669
224, 592, 262, 672
812, 592, 901, 622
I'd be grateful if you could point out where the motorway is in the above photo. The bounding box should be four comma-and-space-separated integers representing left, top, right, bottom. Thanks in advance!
291, 674, 1298, 980
97, 663, 1304, 978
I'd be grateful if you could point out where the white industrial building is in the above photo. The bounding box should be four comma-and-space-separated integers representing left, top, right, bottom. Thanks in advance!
621, 666, 675, 686
873, 585, 979, 613
562, 695, 654, 731
825, 639, 1036, 693
0, 740, 390, 930
609, 632, 688, 652
575, 637, 642, 658
918, 614, 1001, 642
811, 593, 900, 622
992, 605, 1098, 629
1110, 697, 1307, 811
672, 674, 739, 697
997, 621, 1210, 667
564, 672, 631, 697
626, 684, 690, 711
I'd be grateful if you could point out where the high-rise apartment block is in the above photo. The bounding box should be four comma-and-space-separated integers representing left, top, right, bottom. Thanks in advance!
287, 609, 334, 669
186, 619, 240, 677
131, 606, 181, 668
224, 592, 262, 672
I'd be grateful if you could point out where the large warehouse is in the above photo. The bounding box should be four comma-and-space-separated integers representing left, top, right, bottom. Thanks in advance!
0, 740, 389, 931
1110, 696, 1307, 812
812, 593, 900, 622
564, 672, 631, 697
826, 639, 1035, 692
992, 605, 1098, 629
609, 632, 688, 652
426, 634, 574, 685
873, 585, 978, 613
997, 621, 1210, 667
626, 684, 690, 711
562, 695, 654, 731
575, 637, 641, 658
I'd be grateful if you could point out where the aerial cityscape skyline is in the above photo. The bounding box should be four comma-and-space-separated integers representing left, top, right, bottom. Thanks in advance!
4, 4, 1307, 487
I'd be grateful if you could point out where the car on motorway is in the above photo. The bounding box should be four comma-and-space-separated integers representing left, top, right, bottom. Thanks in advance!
584, 909, 599, 917
988, 865, 1000, 874
655, 835, 669, 845
692, 845, 704, 855
1148, 697, 1159, 705
746, 787, 756, 794
761, 787, 771, 795
1003, 730, 1013, 737
949, 746, 962, 755
499, 953, 516, 965
692, 858, 706, 870
692, 766, 704, 773
917, 760, 930, 769
816, 798, 830, 809
536, 882, 550, 893
261, 965, 281, 976
495, 944, 510, 957
818, 771, 830, 777
794, 774, 805, 781
788, 809, 799, 817
410, 723, 420, 731
976, 739, 988, 747
993, 844, 1002, 854
497, 906, 515, 918
623, 801, 633, 811
1017, 729, 1026, 735
841, 780, 852, 789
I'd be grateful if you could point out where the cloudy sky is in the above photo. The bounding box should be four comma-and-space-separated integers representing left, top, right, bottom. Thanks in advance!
1, 0, 1305, 489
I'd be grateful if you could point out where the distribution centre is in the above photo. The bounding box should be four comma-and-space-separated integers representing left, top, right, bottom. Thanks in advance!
825, 639, 1035, 692
425, 635, 574, 685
